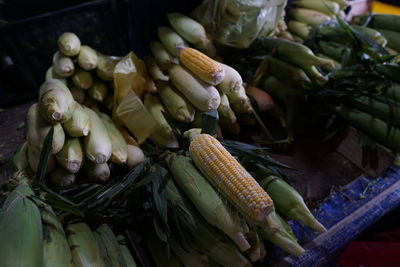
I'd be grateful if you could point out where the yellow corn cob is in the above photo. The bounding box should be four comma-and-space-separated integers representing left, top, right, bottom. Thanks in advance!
179, 47, 225, 85
188, 132, 274, 223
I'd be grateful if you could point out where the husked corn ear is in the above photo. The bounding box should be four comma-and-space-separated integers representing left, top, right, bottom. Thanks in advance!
226, 85, 253, 114
158, 26, 188, 57
48, 167, 76, 187
179, 47, 225, 85
189, 133, 274, 223
83, 106, 112, 164
88, 79, 108, 102
167, 13, 208, 45
216, 63, 243, 94
157, 80, 196, 122
58, 32, 81, 57
0, 184, 43, 267
39, 79, 76, 124
72, 68, 94, 89
144, 56, 169, 81
288, 20, 311, 39
69, 86, 86, 104
63, 104, 91, 137
80, 161, 110, 183
27, 144, 56, 173
56, 137, 84, 173
96, 54, 120, 81
150, 41, 176, 71
66, 222, 106, 267
98, 112, 128, 165
168, 64, 220, 111
78, 45, 98, 70
46, 66, 67, 85
294, 0, 340, 15
126, 144, 145, 169
290, 8, 332, 26
218, 93, 237, 123
27, 103, 65, 153
53, 51, 74, 77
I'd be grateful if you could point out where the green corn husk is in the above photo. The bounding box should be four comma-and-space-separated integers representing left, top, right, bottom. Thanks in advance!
293, 0, 340, 15
39, 79, 76, 124
83, 106, 112, 163
168, 154, 251, 252
58, 32, 81, 57
144, 94, 179, 148
354, 14, 400, 32
255, 165, 327, 232
289, 8, 332, 26
256, 38, 335, 69
216, 63, 243, 94
288, 20, 311, 39
336, 106, 400, 151
264, 56, 310, 83
275, 212, 298, 243
53, 51, 75, 77
158, 26, 188, 57
156, 80, 196, 123
351, 25, 388, 47
292, 34, 305, 43
377, 29, 400, 51
170, 237, 209, 267
45, 66, 67, 85
103, 93, 114, 110
385, 83, 400, 102
94, 224, 126, 267
56, 137, 84, 173
167, 12, 208, 45
98, 112, 128, 165
96, 54, 120, 81
63, 104, 91, 137
48, 167, 76, 187
318, 41, 350, 62
66, 222, 106, 267
302, 65, 328, 84
27, 144, 56, 173
72, 68, 94, 90
316, 54, 342, 71
165, 180, 250, 267
80, 161, 110, 183
42, 202, 74, 267
69, 85, 86, 104
145, 229, 183, 267
144, 56, 169, 81
77, 45, 98, 70
0, 183, 43, 267
150, 41, 177, 71
218, 93, 237, 123
88, 79, 108, 102
245, 230, 262, 262
27, 103, 65, 154
226, 85, 253, 114
117, 236, 137, 267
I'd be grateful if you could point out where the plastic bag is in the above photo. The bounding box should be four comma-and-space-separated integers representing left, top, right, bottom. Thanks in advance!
192, 0, 287, 48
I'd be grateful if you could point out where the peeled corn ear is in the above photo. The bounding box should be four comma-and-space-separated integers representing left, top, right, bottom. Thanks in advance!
56, 137, 84, 173
167, 12, 208, 45
63, 104, 91, 137
150, 41, 176, 71
126, 144, 145, 169
39, 79, 76, 124
216, 63, 243, 94
158, 26, 188, 57
80, 161, 110, 184
144, 56, 169, 81
53, 51, 74, 77
58, 32, 81, 56
179, 47, 225, 85
48, 167, 76, 187
88, 79, 108, 102
72, 68, 94, 90
77, 45, 98, 70
45, 66, 67, 85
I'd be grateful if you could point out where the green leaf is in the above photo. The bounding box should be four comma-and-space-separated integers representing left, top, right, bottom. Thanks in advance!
201, 109, 219, 135
151, 165, 169, 236
375, 63, 400, 83
36, 127, 54, 184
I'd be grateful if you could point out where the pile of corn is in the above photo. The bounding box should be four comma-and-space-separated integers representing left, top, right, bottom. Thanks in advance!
0, 182, 137, 266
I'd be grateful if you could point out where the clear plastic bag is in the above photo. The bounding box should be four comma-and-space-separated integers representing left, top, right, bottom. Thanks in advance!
192, 0, 287, 48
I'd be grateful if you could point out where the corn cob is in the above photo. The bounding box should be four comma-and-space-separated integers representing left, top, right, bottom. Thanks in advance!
377, 29, 400, 51
290, 8, 332, 26
27, 144, 56, 173
246, 86, 275, 112
218, 93, 237, 123
288, 20, 311, 40
27, 103, 65, 153
82, 106, 112, 164
167, 12, 208, 45
150, 41, 176, 71
56, 137, 83, 173
117, 236, 138, 267
277, 30, 295, 41
80, 160, 110, 183
88, 79, 108, 102
69, 85, 86, 104
351, 25, 388, 47
96, 54, 120, 81
58, 32, 81, 57
48, 167, 76, 187
158, 26, 188, 57
45, 66, 67, 85
293, 0, 340, 15
77, 45, 98, 70
226, 85, 253, 114
42, 203, 74, 267
170, 237, 209, 267
157, 80, 196, 122
53, 51, 75, 77
39, 79, 76, 124
168, 64, 220, 111
144, 94, 179, 148
179, 47, 225, 85
144, 56, 169, 81
216, 63, 243, 94
168, 154, 251, 251
94, 224, 126, 267
98, 112, 128, 165
72, 68, 94, 90
188, 132, 274, 223
66, 222, 106, 267
0, 183, 43, 267
63, 104, 91, 137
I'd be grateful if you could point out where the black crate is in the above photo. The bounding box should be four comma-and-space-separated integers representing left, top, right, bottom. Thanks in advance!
0, 0, 127, 107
